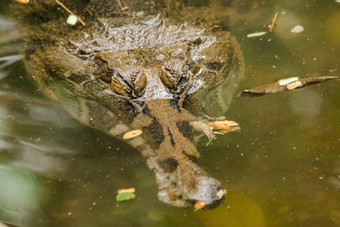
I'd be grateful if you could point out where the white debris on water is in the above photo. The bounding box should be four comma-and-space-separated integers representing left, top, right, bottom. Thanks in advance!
247, 31, 267, 38
66, 14, 78, 26
278, 77, 299, 86
290, 25, 304, 33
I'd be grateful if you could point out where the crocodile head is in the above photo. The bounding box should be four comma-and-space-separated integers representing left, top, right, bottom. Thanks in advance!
25, 18, 243, 207
75, 21, 243, 207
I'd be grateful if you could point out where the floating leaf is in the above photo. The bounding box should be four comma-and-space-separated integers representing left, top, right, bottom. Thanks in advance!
123, 129, 142, 139
16, 0, 29, 4
194, 201, 206, 211
240, 76, 340, 96
116, 192, 136, 202
208, 120, 239, 132
286, 80, 302, 90
208, 120, 240, 132
208, 121, 230, 131
117, 188, 136, 194
207, 120, 240, 135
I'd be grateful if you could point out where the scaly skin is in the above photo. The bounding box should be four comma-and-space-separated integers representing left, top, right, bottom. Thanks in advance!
9, 0, 244, 207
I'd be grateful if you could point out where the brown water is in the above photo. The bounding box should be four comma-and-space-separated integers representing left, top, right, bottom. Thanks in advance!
0, 1, 340, 226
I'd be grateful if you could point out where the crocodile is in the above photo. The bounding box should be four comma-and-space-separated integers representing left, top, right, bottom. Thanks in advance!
7, 0, 244, 207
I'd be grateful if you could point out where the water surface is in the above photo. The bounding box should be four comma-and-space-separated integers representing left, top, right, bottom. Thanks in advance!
0, 0, 339, 226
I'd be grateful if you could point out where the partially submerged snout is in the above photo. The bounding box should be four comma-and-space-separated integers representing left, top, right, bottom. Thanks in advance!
193, 176, 225, 204
133, 99, 226, 207
172, 160, 226, 207
157, 165, 226, 207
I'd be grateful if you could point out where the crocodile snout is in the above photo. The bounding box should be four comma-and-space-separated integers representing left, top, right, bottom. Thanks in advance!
193, 176, 226, 204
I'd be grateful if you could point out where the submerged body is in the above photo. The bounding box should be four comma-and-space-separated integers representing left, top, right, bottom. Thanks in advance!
10, 0, 243, 207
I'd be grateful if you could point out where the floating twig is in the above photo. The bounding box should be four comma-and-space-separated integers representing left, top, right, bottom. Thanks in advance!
268, 12, 279, 32
55, 0, 86, 26
247, 31, 267, 38
239, 76, 340, 96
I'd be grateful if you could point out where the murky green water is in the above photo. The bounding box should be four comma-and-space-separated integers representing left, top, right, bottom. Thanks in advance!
0, 1, 340, 226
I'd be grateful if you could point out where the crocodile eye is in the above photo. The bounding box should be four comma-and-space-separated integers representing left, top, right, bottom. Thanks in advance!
160, 66, 178, 91
159, 59, 194, 95
160, 67, 192, 95
99, 71, 114, 83
190, 65, 201, 76
132, 72, 147, 97
108, 71, 132, 97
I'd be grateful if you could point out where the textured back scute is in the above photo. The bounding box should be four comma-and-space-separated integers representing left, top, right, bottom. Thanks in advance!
68, 18, 215, 61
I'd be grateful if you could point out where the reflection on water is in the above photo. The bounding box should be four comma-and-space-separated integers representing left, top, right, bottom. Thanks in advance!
0, 0, 340, 226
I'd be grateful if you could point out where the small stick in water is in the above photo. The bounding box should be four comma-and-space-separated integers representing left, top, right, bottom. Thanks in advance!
268, 12, 279, 32
55, 0, 86, 26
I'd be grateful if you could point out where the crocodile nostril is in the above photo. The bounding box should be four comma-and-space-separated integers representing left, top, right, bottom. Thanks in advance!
98, 71, 114, 83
